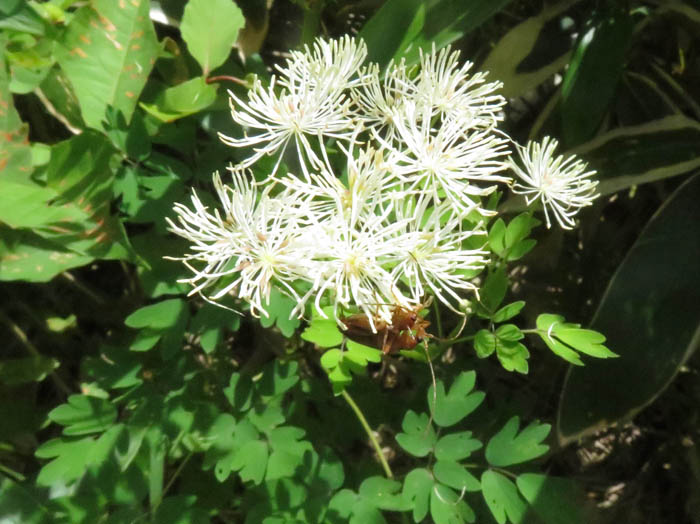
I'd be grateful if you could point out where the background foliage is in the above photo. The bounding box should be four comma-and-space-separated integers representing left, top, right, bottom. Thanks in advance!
1, 0, 699, 523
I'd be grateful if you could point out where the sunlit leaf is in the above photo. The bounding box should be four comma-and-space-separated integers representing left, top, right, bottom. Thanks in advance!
55, 0, 158, 129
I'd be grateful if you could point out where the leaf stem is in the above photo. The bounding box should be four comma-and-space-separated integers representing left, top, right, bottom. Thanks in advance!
447, 334, 476, 346
206, 75, 248, 86
341, 389, 393, 479
162, 451, 193, 499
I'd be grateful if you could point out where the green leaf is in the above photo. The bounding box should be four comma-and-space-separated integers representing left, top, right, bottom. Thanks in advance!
434, 432, 483, 462
266, 426, 312, 481
180, 0, 245, 74
488, 218, 506, 255
430, 484, 475, 524
433, 461, 480, 492
558, 174, 700, 444
301, 309, 344, 348
481, 470, 526, 524
572, 115, 700, 196
153, 496, 209, 524
480, 269, 508, 313
223, 373, 254, 412
495, 340, 530, 374
35, 436, 96, 486
482, 2, 572, 98
0, 54, 32, 181
399, 0, 515, 67
359, 0, 424, 69
504, 213, 535, 250
402, 468, 432, 522
560, 11, 635, 147
0, 132, 134, 281
536, 313, 616, 365
259, 288, 302, 338
83, 345, 143, 390
492, 301, 525, 323
554, 328, 616, 358
191, 302, 239, 353
495, 324, 523, 342
0, 478, 52, 524
474, 329, 496, 358
48, 395, 117, 436
486, 416, 550, 467
55, 0, 159, 129
125, 299, 187, 329
506, 239, 536, 261
395, 410, 437, 457
232, 439, 268, 485
0, 356, 59, 385
257, 360, 299, 398
429, 371, 485, 427
0, 2, 46, 34
140, 76, 218, 122
516, 474, 591, 524
358, 476, 409, 511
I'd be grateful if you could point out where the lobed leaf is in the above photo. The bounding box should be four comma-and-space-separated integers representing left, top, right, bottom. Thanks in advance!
486, 416, 550, 467
428, 372, 485, 427
481, 470, 526, 524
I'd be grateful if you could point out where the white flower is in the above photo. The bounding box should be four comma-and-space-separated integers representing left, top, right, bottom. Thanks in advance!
390, 198, 488, 312
219, 76, 356, 181
277, 35, 369, 93
167, 170, 314, 317
509, 137, 599, 229
383, 101, 510, 215
416, 45, 505, 128
352, 60, 413, 143
308, 204, 412, 330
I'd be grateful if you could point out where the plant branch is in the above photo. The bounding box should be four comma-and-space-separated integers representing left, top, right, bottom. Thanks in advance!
341, 389, 393, 479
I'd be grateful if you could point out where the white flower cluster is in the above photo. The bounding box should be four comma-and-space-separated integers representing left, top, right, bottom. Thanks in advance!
168, 36, 599, 327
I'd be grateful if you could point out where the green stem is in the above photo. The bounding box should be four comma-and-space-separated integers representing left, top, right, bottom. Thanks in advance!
0, 462, 26, 482
432, 298, 443, 339
0, 312, 70, 396
341, 389, 393, 479
162, 452, 193, 500
447, 334, 476, 346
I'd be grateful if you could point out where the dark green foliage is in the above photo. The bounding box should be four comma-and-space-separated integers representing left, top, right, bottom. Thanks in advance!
1, 1, 699, 524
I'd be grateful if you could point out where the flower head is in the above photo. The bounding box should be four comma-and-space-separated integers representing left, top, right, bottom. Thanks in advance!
167, 170, 314, 317
509, 137, 599, 229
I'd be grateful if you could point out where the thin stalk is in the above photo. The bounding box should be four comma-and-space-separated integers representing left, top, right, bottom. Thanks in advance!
0, 462, 26, 482
432, 298, 443, 339
0, 312, 70, 396
341, 389, 393, 479
162, 452, 193, 499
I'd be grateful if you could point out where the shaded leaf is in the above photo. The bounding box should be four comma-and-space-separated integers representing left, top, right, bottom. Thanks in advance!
0, 355, 59, 385
558, 174, 700, 444
428, 372, 485, 427
48, 395, 117, 436
481, 470, 526, 524
486, 416, 550, 467
396, 410, 437, 457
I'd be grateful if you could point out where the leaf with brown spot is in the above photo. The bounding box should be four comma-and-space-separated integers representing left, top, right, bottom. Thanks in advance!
0, 53, 32, 181
56, 0, 158, 130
